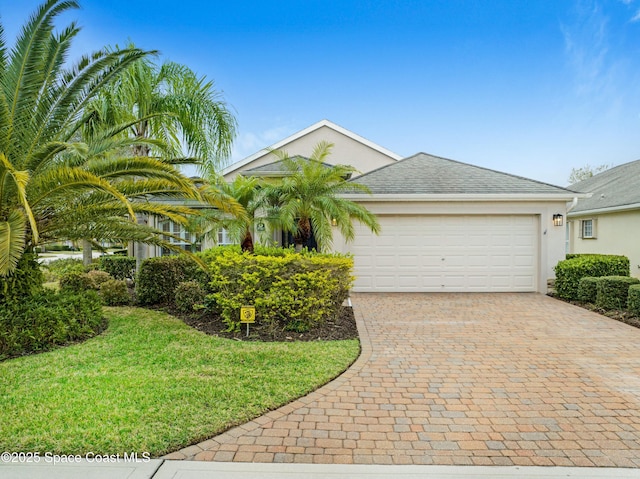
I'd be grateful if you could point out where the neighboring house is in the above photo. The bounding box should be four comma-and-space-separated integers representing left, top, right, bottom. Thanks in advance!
138, 119, 579, 293
567, 160, 640, 278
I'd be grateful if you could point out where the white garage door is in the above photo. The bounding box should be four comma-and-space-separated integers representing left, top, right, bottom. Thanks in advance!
350, 215, 538, 292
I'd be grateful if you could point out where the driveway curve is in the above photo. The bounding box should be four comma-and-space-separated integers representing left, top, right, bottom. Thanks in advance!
168, 293, 640, 467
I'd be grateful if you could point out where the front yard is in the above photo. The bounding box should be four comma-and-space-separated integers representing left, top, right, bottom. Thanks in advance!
0, 307, 359, 456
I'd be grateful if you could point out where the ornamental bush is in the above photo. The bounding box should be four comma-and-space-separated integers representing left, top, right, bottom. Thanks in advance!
0, 289, 104, 360
206, 249, 353, 335
98, 255, 136, 281
554, 255, 630, 300
42, 257, 84, 282
136, 256, 206, 305
0, 252, 43, 304
628, 285, 640, 316
99, 279, 132, 306
595, 276, 640, 310
86, 270, 112, 287
59, 271, 96, 293
577, 277, 599, 303
175, 281, 206, 313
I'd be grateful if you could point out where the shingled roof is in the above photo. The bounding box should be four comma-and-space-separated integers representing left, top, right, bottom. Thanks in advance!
348, 153, 575, 195
242, 156, 332, 176
569, 159, 640, 214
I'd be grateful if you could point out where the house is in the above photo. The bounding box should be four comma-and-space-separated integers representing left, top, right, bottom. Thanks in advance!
567, 160, 640, 278
138, 119, 579, 293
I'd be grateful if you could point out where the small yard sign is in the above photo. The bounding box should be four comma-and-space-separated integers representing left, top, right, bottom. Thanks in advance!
240, 305, 256, 323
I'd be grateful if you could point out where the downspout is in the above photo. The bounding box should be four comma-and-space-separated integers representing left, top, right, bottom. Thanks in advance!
567, 197, 578, 213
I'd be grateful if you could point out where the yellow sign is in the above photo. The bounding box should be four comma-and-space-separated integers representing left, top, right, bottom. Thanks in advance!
240, 305, 256, 323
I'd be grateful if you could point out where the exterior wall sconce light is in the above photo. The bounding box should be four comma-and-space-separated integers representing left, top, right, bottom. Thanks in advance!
553, 214, 564, 227
331, 218, 338, 227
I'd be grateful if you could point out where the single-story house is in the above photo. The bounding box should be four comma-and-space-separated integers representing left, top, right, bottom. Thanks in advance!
567, 160, 640, 278
134, 120, 582, 292
219, 120, 580, 293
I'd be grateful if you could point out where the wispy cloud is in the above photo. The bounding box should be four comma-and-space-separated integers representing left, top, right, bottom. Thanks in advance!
229, 124, 296, 165
561, 1, 611, 97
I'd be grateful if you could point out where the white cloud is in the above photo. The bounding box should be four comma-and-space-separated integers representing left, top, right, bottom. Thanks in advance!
229, 124, 296, 165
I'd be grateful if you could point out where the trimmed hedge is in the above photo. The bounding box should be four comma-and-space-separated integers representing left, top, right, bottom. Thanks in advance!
206, 249, 353, 334
595, 276, 640, 310
99, 279, 132, 306
577, 277, 599, 303
136, 256, 206, 305
175, 281, 205, 313
99, 256, 136, 281
59, 271, 95, 293
554, 255, 630, 300
628, 285, 640, 316
1, 252, 43, 304
0, 289, 104, 360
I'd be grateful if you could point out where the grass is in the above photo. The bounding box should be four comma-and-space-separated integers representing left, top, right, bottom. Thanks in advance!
0, 307, 360, 456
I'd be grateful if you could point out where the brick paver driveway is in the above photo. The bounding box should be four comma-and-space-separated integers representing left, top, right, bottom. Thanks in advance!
170, 293, 640, 467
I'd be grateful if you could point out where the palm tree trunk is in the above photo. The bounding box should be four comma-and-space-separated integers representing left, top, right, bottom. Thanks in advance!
241, 229, 254, 254
82, 239, 92, 266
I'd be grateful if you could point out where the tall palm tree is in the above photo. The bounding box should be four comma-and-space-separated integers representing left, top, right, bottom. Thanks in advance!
78, 48, 238, 263
0, 0, 148, 276
267, 141, 380, 251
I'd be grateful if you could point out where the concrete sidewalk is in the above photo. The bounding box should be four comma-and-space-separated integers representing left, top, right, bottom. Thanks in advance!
3, 460, 640, 479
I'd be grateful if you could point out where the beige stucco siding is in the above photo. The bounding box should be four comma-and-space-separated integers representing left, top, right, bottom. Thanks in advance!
569, 210, 640, 278
224, 125, 397, 181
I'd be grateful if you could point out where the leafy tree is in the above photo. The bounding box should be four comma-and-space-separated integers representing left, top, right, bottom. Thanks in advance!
266, 141, 380, 251
0, 0, 147, 277
568, 164, 611, 184
78, 46, 238, 263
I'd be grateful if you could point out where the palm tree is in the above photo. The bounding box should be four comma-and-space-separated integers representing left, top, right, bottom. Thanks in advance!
96, 47, 236, 172
78, 47, 238, 263
0, 0, 148, 277
267, 141, 380, 251
189, 175, 267, 253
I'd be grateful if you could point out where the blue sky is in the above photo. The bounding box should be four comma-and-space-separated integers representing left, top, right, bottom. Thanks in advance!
3, 0, 640, 185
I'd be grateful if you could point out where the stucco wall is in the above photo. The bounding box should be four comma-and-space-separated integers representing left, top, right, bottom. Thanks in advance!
224, 125, 397, 180
333, 199, 569, 293
569, 210, 640, 278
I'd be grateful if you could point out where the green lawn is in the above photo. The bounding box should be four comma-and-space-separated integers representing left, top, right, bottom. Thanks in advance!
0, 307, 359, 456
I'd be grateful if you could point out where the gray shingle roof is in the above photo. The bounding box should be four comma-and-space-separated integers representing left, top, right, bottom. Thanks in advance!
569, 159, 640, 213
349, 153, 575, 195
243, 156, 331, 175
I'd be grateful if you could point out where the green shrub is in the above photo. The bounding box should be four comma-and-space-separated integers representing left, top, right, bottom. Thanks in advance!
99, 256, 136, 280
554, 255, 630, 300
175, 281, 205, 313
577, 277, 599, 303
595, 276, 640, 310
42, 258, 84, 282
0, 289, 104, 360
628, 285, 640, 316
0, 252, 43, 304
86, 270, 112, 287
136, 256, 205, 305
59, 271, 95, 293
99, 279, 131, 306
206, 249, 353, 334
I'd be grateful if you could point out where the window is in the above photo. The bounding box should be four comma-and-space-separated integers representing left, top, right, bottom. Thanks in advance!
217, 228, 234, 245
159, 220, 201, 255
580, 219, 596, 239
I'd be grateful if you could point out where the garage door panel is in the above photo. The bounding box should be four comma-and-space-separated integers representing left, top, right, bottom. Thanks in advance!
350, 215, 538, 292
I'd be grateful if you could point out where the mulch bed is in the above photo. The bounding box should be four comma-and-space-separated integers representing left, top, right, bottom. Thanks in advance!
153, 305, 359, 342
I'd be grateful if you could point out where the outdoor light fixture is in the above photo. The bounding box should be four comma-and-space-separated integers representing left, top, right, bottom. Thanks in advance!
331, 218, 338, 227
553, 214, 564, 227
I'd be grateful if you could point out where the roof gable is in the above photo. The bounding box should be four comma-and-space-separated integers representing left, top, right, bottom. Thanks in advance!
223, 120, 400, 179
569, 159, 640, 214
349, 153, 576, 196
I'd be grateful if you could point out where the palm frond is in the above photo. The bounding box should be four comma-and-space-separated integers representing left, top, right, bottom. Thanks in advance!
0, 209, 27, 276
